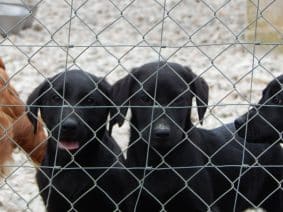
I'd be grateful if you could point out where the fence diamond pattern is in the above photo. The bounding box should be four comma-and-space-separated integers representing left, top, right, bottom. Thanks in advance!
0, 0, 283, 211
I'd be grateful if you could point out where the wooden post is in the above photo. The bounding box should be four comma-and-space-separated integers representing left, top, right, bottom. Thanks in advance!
246, 0, 283, 51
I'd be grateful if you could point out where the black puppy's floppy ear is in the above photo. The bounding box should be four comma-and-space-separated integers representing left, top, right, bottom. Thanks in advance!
109, 73, 133, 134
27, 80, 49, 133
185, 67, 209, 124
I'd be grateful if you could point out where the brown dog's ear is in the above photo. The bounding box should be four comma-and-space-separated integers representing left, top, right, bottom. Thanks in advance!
27, 80, 49, 133
0, 58, 5, 70
109, 74, 133, 134
185, 67, 209, 124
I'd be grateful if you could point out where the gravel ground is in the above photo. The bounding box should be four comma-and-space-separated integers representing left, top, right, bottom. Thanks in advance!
0, 0, 283, 211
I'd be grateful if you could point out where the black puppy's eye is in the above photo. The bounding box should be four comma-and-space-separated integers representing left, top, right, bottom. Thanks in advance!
84, 97, 95, 104
273, 97, 282, 104
174, 97, 184, 104
51, 94, 61, 102
141, 93, 152, 103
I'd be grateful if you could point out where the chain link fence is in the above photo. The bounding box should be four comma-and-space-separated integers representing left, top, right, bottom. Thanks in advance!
0, 0, 283, 211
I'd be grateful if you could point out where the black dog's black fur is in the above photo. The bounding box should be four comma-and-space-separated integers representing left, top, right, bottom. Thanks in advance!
110, 61, 281, 211
213, 122, 283, 211
110, 62, 218, 212
27, 70, 132, 212
236, 75, 283, 143
234, 75, 283, 210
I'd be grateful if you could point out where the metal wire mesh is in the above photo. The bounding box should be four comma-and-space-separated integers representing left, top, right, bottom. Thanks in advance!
0, 0, 283, 211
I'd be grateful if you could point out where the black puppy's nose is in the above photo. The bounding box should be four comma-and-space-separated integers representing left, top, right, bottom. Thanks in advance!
234, 116, 246, 130
153, 123, 171, 138
61, 118, 78, 131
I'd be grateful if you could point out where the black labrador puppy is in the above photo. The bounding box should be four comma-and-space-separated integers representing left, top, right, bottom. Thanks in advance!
110, 61, 219, 212
27, 70, 131, 212
234, 75, 283, 210
110, 61, 276, 211
213, 122, 283, 211
235, 75, 283, 143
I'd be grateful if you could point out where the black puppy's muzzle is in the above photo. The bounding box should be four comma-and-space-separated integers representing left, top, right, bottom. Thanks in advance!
234, 115, 247, 131
150, 118, 172, 147
152, 121, 171, 139
234, 108, 257, 138
56, 117, 81, 151
61, 117, 78, 133
235, 108, 257, 127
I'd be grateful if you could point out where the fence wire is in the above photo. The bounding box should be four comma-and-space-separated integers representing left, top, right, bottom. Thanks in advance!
0, 0, 283, 211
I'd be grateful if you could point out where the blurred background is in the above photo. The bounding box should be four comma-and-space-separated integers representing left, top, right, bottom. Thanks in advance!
0, 0, 283, 211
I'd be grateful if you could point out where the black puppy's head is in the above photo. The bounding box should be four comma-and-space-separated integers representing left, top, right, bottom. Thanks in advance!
235, 75, 283, 143
27, 70, 111, 153
110, 61, 208, 150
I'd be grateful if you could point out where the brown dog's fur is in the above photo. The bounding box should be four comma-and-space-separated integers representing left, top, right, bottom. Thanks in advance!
0, 58, 46, 176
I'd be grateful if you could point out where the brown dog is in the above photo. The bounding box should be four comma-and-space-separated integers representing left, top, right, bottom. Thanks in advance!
0, 58, 46, 176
